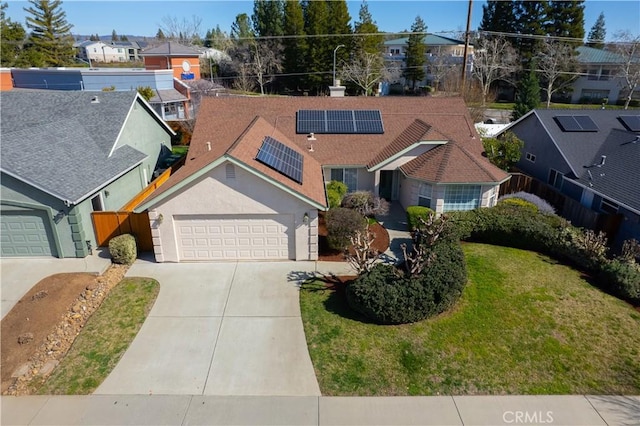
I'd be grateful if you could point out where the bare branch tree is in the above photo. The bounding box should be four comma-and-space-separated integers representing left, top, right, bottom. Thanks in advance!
471, 36, 519, 106
339, 52, 388, 96
345, 230, 380, 274
428, 53, 460, 92
233, 62, 256, 93
251, 40, 282, 95
401, 213, 448, 276
159, 15, 202, 44
613, 31, 640, 110
535, 40, 578, 108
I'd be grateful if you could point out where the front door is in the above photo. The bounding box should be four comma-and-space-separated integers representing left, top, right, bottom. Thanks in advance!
379, 171, 393, 201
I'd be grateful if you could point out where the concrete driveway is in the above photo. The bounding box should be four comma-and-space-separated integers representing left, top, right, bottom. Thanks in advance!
94, 259, 324, 396
0, 251, 111, 319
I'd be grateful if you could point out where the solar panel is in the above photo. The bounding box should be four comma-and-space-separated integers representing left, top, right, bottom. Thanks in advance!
574, 115, 599, 131
255, 136, 304, 184
618, 115, 640, 132
296, 109, 384, 134
555, 116, 582, 131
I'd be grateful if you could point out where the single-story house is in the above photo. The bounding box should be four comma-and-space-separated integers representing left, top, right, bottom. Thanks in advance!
498, 109, 640, 246
136, 96, 508, 262
1, 90, 175, 258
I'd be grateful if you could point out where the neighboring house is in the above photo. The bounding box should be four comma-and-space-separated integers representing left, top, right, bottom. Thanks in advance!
140, 42, 202, 81
74, 40, 147, 64
10, 68, 192, 120
136, 96, 508, 262
571, 46, 640, 105
498, 109, 640, 245
384, 34, 473, 89
0, 91, 175, 258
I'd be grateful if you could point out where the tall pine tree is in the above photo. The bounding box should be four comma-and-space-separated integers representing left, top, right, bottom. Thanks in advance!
283, 0, 307, 90
512, 64, 540, 120
545, 0, 585, 44
403, 15, 427, 90
327, 0, 351, 80
24, 0, 74, 66
587, 12, 606, 48
303, 0, 330, 92
479, 0, 517, 41
1, 3, 26, 67
354, 0, 383, 55
514, 0, 548, 65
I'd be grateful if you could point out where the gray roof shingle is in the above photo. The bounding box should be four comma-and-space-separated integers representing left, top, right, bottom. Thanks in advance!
1, 91, 148, 204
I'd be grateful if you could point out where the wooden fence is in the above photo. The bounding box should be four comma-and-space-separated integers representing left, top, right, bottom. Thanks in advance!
499, 173, 622, 240
91, 158, 186, 251
91, 211, 153, 251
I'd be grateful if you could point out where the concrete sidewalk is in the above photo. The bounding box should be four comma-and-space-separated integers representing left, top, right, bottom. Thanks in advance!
2, 394, 638, 425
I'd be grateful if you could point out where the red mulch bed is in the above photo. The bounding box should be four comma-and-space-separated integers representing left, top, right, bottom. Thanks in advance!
317, 212, 390, 262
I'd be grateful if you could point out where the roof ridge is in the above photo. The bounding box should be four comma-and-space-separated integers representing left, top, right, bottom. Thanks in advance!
435, 144, 453, 181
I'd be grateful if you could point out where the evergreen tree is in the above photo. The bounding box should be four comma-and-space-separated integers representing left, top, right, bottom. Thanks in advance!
303, 0, 330, 92
156, 28, 165, 40
252, 0, 284, 38
24, 0, 75, 66
514, 0, 548, 64
204, 28, 212, 48
327, 0, 351, 75
512, 64, 540, 120
1, 3, 26, 67
120, 34, 128, 42
545, 0, 584, 44
211, 25, 231, 51
587, 12, 606, 48
403, 15, 427, 90
230, 13, 254, 42
353, 0, 383, 55
111, 29, 119, 42
479, 0, 517, 40
282, 0, 307, 90
89, 33, 98, 41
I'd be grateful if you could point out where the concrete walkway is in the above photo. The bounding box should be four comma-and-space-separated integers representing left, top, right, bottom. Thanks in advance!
376, 201, 412, 263
94, 259, 321, 396
2, 394, 638, 425
0, 249, 112, 319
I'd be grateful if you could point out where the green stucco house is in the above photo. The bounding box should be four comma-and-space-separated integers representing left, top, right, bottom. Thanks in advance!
1, 90, 175, 258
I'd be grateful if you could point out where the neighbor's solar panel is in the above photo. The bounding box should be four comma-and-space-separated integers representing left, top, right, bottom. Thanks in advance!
255, 136, 304, 184
554, 115, 598, 132
296, 110, 384, 134
618, 115, 640, 132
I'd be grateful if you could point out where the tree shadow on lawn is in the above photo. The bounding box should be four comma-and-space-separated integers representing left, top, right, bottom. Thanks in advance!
298, 274, 377, 325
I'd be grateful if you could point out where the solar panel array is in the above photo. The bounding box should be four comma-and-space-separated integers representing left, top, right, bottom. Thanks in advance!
618, 115, 640, 132
297, 109, 384, 134
554, 115, 599, 132
255, 136, 304, 184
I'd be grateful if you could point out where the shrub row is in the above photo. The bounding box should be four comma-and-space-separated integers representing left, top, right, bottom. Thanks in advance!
346, 239, 467, 325
448, 203, 640, 303
406, 206, 434, 231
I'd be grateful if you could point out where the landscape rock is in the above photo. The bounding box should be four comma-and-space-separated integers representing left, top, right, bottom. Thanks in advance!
17, 333, 34, 345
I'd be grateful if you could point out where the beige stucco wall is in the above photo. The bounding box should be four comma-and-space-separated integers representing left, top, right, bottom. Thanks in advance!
150, 161, 318, 262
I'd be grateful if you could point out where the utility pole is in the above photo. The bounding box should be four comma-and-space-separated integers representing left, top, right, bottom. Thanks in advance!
461, 0, 473, 92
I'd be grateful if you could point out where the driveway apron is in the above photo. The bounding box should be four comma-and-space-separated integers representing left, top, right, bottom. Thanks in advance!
94, 260, 320, 396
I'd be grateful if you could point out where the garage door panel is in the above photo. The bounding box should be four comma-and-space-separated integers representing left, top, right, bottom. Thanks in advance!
175, 215, 293, 261
1, 211, 55, 257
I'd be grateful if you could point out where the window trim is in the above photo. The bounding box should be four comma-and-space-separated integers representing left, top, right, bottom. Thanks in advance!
525, 152, 536, 163
548, 169, 563, 190
330, 168, 358, 192
91, 193, 105, 212
442, 184, 481, 212
417, 182, 432, 208
600, 198, 619, 214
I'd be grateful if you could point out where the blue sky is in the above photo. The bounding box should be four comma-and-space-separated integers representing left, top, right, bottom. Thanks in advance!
4, 0, 639, 41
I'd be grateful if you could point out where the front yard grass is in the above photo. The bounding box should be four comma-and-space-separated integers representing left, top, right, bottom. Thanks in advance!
300, 243, 640, 395
35, 277, 159, 395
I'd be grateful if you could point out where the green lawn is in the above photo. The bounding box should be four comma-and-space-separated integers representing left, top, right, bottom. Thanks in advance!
35, 277, 159, 395
171, 145, 189, 156
300, 243, 640, 395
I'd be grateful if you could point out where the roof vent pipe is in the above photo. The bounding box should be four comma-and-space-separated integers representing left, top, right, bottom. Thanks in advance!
599, 155, 606, 166
91, 95, 99, 104
206, 142, 211, 151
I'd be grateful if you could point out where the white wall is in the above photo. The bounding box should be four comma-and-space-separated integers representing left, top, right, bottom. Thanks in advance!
150, 161, 317, 262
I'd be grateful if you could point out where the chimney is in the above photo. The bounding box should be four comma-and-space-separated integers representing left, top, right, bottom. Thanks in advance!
329, 79, 346, 97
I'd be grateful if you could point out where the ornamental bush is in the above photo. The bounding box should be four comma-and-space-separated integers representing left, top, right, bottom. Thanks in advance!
598, 260, 640, 303
325, 207, 367, 251
108, 234, 137, 265
341, 191, 390, 217
406, 206, 435, 231
499, 192, 556, 214
326, 181, 348, 209
345, 240, 467, 325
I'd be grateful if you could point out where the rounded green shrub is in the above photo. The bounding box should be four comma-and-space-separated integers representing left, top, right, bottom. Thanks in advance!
406, 206, 435, 231
326, 180, 348, 209
325, 207, 367, 251
599, 260, 640, 303
498, 197, 539, 213
108, 234, 137, 265
345, 240, 467, 325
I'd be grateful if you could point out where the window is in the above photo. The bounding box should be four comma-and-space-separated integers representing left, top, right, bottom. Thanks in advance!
548, 169, 563, 190
330, 168, 358, 192
599, 69, 610, 81
487, 186, 497, 207
91, 193, 104, 212
526, 152, 536, 163
580, 89, 609, 101
418, 183, 432, 208
587, 69, 599, 80
443, 185, 481, 212
600, 198, 619, 214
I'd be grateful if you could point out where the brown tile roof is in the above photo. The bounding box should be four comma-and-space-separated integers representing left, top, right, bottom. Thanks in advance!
143, 96, 508, 208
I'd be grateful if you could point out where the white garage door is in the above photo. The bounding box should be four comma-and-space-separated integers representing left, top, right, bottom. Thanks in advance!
175, 215, 294, 261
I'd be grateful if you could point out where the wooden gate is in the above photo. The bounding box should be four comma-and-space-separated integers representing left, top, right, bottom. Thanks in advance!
91, 211, 153, 251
